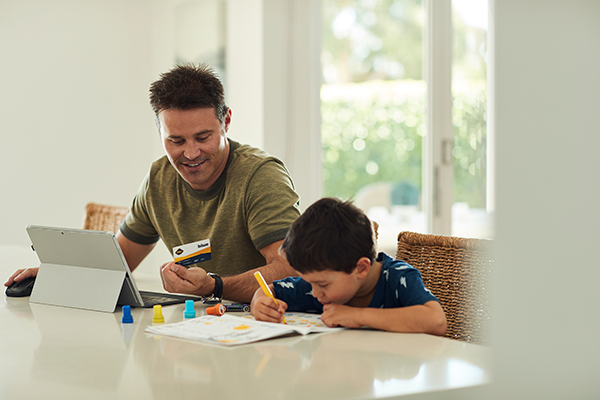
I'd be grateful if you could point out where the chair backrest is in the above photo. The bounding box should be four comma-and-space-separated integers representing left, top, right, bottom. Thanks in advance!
395, 231, 492, 345
83, 203, 129, 234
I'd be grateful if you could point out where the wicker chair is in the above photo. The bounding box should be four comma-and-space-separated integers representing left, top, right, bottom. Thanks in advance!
395, 231, 493, 345
83, 202, 129, 234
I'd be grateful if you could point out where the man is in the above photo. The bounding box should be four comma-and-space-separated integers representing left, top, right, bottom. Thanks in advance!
6, 63, 301, 302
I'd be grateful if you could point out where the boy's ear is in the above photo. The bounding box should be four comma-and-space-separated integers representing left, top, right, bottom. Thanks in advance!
354, 257, 371, 278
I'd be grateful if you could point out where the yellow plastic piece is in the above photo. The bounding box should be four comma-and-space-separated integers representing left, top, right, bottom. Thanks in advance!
153, 305, 165, 323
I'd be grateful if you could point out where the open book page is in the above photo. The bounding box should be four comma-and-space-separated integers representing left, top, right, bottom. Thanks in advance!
238, 312, 334, 333
145, 312, 341, 346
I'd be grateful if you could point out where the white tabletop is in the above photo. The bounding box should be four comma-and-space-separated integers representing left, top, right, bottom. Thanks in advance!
1, 245, 492, 400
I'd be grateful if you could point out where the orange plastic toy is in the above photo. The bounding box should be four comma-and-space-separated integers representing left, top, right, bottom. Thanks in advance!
206, 303, 226, 316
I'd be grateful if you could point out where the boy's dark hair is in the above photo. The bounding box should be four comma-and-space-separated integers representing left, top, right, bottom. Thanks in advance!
149, 63, 228, 128
282, 197, 376, 274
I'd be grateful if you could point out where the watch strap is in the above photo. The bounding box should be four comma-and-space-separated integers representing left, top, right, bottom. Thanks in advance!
207, 273, 223, 300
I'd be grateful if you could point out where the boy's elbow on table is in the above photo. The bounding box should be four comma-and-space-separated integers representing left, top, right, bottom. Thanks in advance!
427, 302, 448, 337
430, 314, 447, 337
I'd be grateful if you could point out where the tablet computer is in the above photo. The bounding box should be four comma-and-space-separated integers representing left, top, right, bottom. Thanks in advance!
26, 225, 201, 312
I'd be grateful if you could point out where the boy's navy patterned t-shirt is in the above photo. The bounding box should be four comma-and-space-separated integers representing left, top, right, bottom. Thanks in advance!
273, 252, 438, 313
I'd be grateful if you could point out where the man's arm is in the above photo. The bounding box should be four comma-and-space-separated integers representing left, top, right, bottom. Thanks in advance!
116, 231, 156, 272
320, 301, 447, 336
160, 240, 297, 303
222, 240, 296, 302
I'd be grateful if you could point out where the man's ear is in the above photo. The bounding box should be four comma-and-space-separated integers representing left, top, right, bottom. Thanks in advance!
223, 107, 232, 133
354, 257, 371, 279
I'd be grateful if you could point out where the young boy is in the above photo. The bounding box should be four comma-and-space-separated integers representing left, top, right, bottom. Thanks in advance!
251, 197, 447, 335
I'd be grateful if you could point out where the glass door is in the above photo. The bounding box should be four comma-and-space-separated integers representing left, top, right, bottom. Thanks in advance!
322, 0, 426, 254
321, 0, 491, 253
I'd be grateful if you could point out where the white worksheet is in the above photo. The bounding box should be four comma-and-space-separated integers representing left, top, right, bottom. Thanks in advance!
145, 312, 341, 346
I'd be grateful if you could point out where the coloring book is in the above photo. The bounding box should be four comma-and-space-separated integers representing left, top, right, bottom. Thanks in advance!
145, 312, 341, 346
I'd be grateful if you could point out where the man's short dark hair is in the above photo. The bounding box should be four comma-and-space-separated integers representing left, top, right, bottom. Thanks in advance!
149, 63, 228, 127
281, 197, 376, 274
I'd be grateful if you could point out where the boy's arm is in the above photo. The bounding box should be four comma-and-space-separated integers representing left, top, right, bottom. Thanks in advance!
321, 301, 447, 336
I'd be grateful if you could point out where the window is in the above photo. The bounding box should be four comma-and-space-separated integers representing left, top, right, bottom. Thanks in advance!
321, 0, 490, 252
451, 0, 491, 238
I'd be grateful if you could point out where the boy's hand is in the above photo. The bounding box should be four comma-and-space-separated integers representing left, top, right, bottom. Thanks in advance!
321, 304, 362, 328
251, 287, 288, 323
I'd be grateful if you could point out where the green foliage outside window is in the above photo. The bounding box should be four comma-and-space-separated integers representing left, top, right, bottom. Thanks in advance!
322, 0, 488, 209
322, 79, 487, 207
321, 80, 423, 201
452, 82, 487, 208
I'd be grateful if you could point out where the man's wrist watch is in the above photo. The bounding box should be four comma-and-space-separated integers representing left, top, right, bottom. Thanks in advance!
207, 273, 223, 300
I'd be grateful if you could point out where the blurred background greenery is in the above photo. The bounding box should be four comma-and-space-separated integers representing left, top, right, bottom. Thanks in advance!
321, 0, 488, 210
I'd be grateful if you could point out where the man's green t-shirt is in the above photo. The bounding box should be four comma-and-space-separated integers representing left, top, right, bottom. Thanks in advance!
120, 140, 301, 276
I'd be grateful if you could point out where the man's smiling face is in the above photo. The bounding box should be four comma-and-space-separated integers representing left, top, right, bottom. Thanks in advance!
159, 107, 231, 191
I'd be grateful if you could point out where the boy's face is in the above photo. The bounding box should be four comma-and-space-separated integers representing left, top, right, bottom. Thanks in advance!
298, 269, 362, 306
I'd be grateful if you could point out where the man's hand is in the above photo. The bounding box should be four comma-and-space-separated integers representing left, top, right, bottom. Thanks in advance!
250, 287, 288, 323
321, 304, 363, 328
159, 262, 215, 297
4, 268, 38, 287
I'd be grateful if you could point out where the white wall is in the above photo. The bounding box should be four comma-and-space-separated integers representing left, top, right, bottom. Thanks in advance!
0, 0, 169, 272
225, 0, 264, 148
226, 0, 322, 210
0, 0, 320, 277
490, 1, 600, 398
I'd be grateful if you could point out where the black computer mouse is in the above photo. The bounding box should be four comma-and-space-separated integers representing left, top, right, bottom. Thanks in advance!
5, 276, 36, 297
